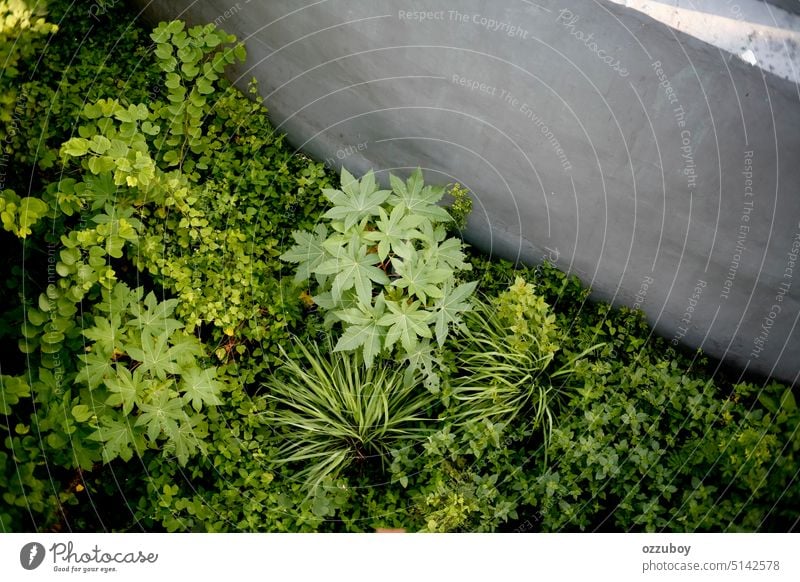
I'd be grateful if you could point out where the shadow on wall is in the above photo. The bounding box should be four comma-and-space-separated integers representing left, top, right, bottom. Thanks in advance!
132, 0, 800, 385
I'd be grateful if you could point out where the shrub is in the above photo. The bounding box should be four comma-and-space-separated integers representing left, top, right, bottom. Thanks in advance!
448, 278, 563, 432
280, 167, 477, 391
519, 360, 800, 532
262, 341, 438, 492
1, 0, 797, 536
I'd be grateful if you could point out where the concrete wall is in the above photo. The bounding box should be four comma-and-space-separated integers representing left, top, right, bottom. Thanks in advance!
765, 0, 800, 16
132, 0, 800, 385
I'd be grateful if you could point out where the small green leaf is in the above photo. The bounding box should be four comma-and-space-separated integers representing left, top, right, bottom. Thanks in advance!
432, 281, 477, 347
333, 294, 388, 367
62, 138, 89, 157
105, 367, 139, 416
72, 404, 93, 423
280, 224, 328, 283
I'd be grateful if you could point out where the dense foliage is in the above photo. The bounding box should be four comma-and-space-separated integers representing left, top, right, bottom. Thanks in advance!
281, 167, 477, 390
0, 0, 797, 534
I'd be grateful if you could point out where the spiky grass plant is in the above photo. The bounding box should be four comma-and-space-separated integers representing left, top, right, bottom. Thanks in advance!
449, 278, 601, 449
262, 341, 438, 492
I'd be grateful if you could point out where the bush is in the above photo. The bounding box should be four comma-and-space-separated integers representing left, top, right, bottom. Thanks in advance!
449, 278, 569, 436
281, 167, 477, 392
262, 340, 438, 492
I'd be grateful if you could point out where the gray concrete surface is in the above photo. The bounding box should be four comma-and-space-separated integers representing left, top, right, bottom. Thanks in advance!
132, 0, 800, 385
764, 0, 800, 16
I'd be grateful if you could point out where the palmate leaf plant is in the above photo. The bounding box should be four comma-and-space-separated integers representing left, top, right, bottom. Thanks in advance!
280, 167, 477, 392
69, 282, 224, 467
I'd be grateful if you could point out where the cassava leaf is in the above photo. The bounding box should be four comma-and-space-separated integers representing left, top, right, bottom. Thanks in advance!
333, 293, 388, 367
316, 234, 389, 305
280, 223, 328, 283
104, 366, 140, 415
392, 249, 451, 304
322, 169, 391, 230
364, 203, 424, 261
389, 168, 451, 223
180, 366, 223, 411
432, 281, 477, 347
378, 298, 433, 353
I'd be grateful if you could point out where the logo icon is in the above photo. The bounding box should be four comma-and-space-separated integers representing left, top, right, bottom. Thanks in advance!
20, 542, 46, 570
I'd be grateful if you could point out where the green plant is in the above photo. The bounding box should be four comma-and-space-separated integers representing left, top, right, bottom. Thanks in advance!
281, 167, 476, 390
0, 7, 258, 530
262, 340, 438, 492
3, 0, 798, 536
520, 358, 800, 532
0, 189, 48, 238
445, 182, 472, 231
0, 0, 58, 139
75, 283, 224, 465
448, 278, 599, 449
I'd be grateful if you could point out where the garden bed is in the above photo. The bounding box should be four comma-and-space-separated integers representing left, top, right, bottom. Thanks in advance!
0, 0, 797, 533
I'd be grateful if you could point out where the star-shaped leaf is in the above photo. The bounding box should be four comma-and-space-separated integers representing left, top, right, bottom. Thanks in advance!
432, 281, 477, 347
378, 298, 433, 353
167, 332, 206, 369
180, 366, 223, 412
77, 350, 114, 387
165, 415, 204, 466
104, 365, 140, 415
135, 387, 186, 441
424, 237, 470, 271
333, 293, 388, 367
322, 168, 391, 230
388, 168, 452, 223
128, 291, 183, 337
316, 234, 389, 305
126, 331, 180, 380
280, 223, 329, 283
364, 203, 424, 261
89, 415, 137, 463
392, 250, 451, 304
83, 315, 123, 349
402, 338, 441, 393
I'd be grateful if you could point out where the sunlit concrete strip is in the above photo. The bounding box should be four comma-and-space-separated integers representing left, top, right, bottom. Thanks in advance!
609, 0, 800, 83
